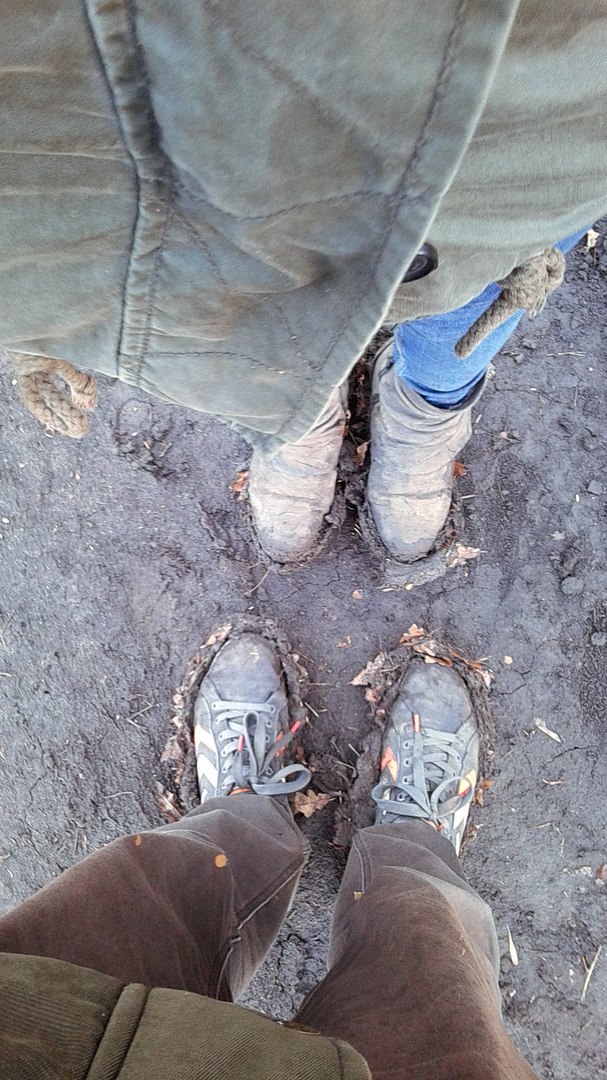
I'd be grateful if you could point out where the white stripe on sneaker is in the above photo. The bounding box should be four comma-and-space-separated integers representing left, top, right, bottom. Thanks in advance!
196, 723, 217, 754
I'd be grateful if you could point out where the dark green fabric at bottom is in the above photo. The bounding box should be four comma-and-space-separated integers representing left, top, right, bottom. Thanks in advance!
0, 953, 371, 1080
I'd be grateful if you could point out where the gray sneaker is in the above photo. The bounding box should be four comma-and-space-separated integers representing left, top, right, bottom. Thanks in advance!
194, 633, 311, 801
372, 662, 479, 854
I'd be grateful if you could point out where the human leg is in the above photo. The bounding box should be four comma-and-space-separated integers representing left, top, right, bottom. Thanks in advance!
248, 386, 345, 562
296, 663, 537, 1079
0, 632, 310, 1000
368, 229, 588, 560
0, 796, 306, 999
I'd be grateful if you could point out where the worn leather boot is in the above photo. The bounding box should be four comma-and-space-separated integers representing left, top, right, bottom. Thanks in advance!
249, 387, 345, 562
367, 343, 485, 561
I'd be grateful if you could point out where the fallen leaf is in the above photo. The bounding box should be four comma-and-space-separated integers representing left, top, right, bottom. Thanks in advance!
453, 460, 467, 478
586, 227, 600, 251
351, 654, 387, 686
204, 624, 231, 647
507, 926, 519, 966
337, 636, 352, 648
413, 640, 437, 657
399, 624, 426, 644
293, 790, 332, 818
364, 687, 381, 704
153, 782, 182, 823
448, 544, 480, 569
160, 739, 184, 766
503, 655, 513, 665
423, 654, 453, 667
473, 778, 493, 807
353, 890, 363, 901
352, 589, 363, 600
160, 738, 186, 785
355, 440, 369, 467
534, 718, 562, 744
229, 469, 249, 499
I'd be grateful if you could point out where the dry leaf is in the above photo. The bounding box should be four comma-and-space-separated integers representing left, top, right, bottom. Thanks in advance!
352, 589, 363, 600
351, 654, 387, 686
229, 469, 249, 499
503, 655, 513, 665
412, 640, 453, 668
160, 739, 184, 766
507, 926, 519, 966
364, 687, 381, 704
399, 624, 426, 644
355, 440, 369, 467
293, 790, 332, 818
153, 782, 182, 823
423, 654, 453, 667
453, 460, 467, 478
160, 738, 186, 785
448, 544, 480, 569
204, 624, 231, 647
534, 718, 562, 744
473, 778, 492, 807
337, 636, 352, 648
586, 228, 600, 251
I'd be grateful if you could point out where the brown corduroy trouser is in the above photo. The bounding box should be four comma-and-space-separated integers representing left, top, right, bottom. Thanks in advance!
0, 795, 537, 1079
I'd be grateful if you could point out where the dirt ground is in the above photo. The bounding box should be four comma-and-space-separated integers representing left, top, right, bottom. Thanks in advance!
1, 231, 606, 1078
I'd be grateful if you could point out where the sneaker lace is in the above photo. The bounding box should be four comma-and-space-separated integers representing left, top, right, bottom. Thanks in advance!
213, 699, 310, 795
372, 724, 473, 825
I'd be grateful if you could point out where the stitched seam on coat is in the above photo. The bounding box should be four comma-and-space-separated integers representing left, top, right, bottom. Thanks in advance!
322, 0, 469, 360
266, 297, 319, 375
172, 208, 229, 288
175, 177, 388, 222
139, 203, 175, 365
124, 0, 174, 383
203, 0, 374, 147
80, 0, 139, 379
273, 0, 470, 441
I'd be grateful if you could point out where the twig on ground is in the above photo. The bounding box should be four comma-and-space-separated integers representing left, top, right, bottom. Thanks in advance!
581, 945, 602, 1004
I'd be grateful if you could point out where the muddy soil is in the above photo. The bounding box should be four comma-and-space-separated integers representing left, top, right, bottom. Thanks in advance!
1, 233, 606, 1077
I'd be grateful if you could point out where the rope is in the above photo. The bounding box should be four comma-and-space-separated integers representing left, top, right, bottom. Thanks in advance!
3, 351, 97, 438
455, 247, 565, 359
